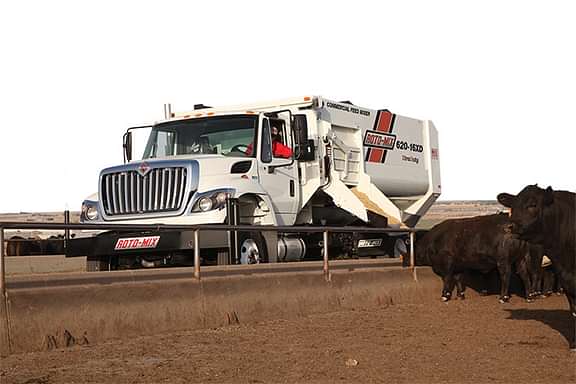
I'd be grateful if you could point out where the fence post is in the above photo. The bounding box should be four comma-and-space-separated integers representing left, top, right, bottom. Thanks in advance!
323, 230, 330, 281
409, 231, 417, 281
226, 198, 239, 265
409, 231, 415, 268
64, 209, 70, 251
0, 227, 5, 302
0, 227, 12, 356
193, 229, 200, 280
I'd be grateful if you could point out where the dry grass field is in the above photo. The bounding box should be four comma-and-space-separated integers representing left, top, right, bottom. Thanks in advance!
2, 293, 574, 384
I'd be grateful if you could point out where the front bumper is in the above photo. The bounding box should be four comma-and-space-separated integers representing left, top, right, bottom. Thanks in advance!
66, 228, 229, 257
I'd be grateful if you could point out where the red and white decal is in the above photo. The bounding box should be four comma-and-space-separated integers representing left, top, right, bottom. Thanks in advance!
114, 236, 160, 250
365, 110, 397, 163
363, 131, 396, 150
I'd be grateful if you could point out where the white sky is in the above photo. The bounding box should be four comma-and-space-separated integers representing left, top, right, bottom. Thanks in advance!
1, 0, 574, 213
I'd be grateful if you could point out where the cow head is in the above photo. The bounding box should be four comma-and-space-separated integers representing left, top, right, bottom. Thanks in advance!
497, 185, 554, 241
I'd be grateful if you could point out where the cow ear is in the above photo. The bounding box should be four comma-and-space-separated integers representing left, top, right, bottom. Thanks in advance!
544, 186, 554, 206
497, 193, 515, 208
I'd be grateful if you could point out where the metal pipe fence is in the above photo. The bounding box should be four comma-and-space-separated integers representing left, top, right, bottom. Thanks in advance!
0, 221, 418, 278
0, 220, 418, 356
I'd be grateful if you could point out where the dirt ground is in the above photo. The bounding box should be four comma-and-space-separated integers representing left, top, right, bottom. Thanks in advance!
1, 293, 575, 384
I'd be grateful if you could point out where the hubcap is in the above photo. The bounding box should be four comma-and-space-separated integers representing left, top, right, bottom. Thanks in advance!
240, 238, 260, 264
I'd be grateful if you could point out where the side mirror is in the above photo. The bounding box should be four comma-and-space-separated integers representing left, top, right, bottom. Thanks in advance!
293, 115, 310, 160
123, 131, 133, 163
299, 139, 315, 161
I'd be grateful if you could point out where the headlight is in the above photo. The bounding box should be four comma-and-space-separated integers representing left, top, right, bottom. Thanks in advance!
198, 197, 213, 212
86, 205, 98, 220
214, 192, 229, 206
191, 189, 234, 212
81, 201, 99, 221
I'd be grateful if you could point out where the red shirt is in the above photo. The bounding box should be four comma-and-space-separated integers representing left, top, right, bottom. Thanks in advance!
272, 141, 293, 158
245, 140, 292, 158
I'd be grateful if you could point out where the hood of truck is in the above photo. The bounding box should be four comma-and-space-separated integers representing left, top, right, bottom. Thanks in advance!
188, 155, 255, 177
96, 156, 257, 221
104, 155, 255, 178
191, 156, 258, 194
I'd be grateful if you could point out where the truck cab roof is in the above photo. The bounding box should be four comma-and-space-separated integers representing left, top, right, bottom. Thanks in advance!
165, 96, 317, 124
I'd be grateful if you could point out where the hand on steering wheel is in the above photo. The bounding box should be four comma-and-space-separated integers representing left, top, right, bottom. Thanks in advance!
230, 144, 249, 154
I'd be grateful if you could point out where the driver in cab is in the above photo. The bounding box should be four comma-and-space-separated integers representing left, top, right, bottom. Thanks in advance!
246, 126, 292, 158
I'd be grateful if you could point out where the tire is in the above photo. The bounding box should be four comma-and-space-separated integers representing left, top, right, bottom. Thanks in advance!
237, 232, 268, 264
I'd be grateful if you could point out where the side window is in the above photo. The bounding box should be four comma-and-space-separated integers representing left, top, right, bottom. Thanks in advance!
271, 119, 293, 159
261, 118, 272, 163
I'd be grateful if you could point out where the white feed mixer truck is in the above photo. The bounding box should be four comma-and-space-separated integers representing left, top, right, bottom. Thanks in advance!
67, 96, 441, 270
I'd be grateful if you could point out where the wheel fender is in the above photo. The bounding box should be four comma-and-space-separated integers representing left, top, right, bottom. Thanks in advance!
237, 192, 277, 226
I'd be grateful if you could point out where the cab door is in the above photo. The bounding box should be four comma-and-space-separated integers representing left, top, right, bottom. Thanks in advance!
257, 115, 299, 224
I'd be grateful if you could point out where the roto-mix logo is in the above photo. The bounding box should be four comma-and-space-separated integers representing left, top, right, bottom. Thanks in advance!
364, 110, 397, 163
363, 130, 396, 150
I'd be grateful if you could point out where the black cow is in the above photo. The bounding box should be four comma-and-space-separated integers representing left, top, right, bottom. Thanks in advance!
415, 213, 541, 303
6, 235, 66, 256
498, 185, 575, 349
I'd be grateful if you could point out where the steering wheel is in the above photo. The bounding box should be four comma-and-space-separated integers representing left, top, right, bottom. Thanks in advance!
230, 144, 249, 154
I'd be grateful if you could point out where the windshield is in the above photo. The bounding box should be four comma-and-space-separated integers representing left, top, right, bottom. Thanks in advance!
142, 115, 258, 159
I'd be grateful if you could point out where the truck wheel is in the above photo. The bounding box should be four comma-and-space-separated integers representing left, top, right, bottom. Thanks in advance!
238, 232, 267, 264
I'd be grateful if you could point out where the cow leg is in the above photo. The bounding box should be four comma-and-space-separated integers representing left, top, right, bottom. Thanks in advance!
555, 270, 576, 350
555, 269, 564, 295
567, 294, 576, 351
551, 268, 576, 350
497, 261, 512, 303
441, 274, 455, 302
527, 249, 545, 298
544, 263, 564, 295
528, 251, 544, 299
568, 294, 576, 318
541, 268, 554, 297
532, 263, 544, 297
455, 273, 466, 300
515, 259, 535, 303
533, 270, 543, 297
564, 285, 576, 317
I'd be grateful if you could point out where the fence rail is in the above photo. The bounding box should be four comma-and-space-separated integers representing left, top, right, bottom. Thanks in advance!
0, 221, 417, 277
0, 221, 417, 233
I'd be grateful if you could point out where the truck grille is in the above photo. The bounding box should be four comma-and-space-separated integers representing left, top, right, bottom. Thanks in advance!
101, 167, 188, 216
